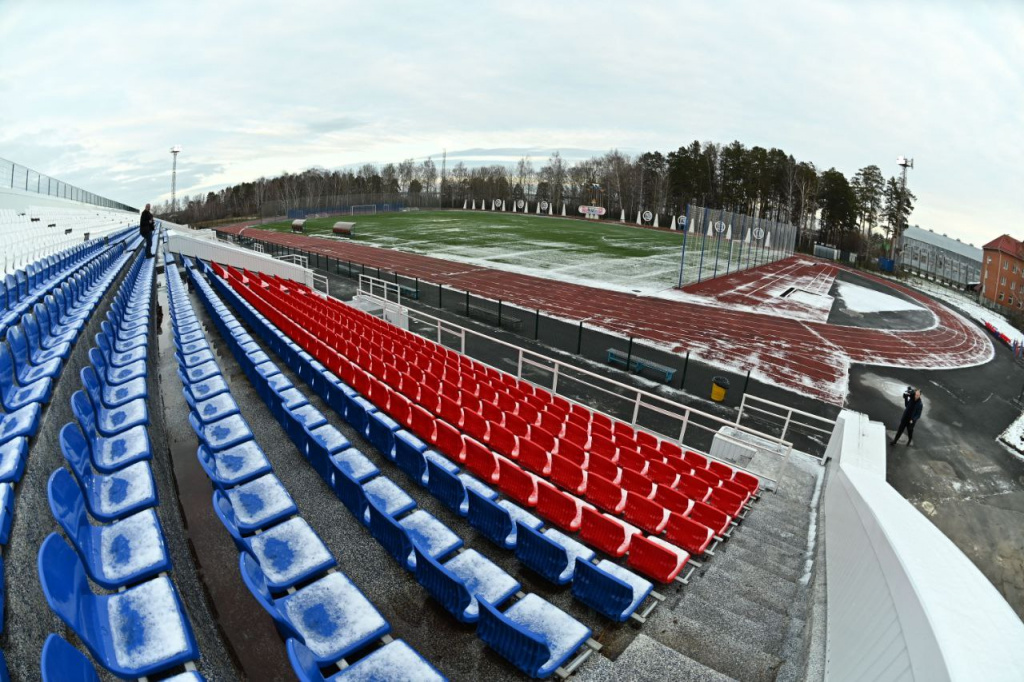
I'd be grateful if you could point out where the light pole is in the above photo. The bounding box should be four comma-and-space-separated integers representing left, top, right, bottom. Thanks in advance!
891, 155, 913, 261
170, 145, 182, 213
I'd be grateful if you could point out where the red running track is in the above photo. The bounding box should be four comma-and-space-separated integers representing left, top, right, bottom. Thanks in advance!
216, 226, 993, 404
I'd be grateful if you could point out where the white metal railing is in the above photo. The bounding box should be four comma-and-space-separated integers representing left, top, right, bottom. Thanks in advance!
312, 272, 329, 297
253, 243, 264, 253
277, 253, 308, 268
737, 394, 836, 462
354, 274, 794, 489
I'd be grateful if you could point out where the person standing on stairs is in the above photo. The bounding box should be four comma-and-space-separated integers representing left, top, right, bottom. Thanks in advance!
891, 387, 923, 446
140, 203, 156, 258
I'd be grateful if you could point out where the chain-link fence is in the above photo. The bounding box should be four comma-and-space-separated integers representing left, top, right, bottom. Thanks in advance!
0, 156, 136, 212
676, 204, 799, 286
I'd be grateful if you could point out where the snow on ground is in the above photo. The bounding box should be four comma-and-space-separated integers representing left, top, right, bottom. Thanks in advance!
908, 277, 1024, 347
835, 281, 922, 313
998, 414, 1024, 463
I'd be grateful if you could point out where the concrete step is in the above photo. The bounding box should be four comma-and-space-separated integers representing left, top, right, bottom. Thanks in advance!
649, 612, 785, 682
738, 514, 810, 550
718, 543, 804, 586
677, 593, 788, 657
687, 569, 791, 620
697, 556, 800, 615
579, 633, 737, 682
731, 524, 809, 562
744, 499, 810, 534
725, 534, 807, 579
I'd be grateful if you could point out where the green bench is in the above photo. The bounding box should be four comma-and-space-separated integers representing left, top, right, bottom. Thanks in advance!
607, 348, 675, 383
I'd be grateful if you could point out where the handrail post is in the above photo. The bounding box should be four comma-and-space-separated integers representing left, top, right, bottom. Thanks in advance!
679, 410, 689, 442
632, 392, 642, 424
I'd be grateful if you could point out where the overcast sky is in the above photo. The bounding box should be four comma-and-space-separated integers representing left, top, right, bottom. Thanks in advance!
1, 0, 1020, 247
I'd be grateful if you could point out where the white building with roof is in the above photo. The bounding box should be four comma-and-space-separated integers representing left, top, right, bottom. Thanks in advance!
899, 225, 982, 287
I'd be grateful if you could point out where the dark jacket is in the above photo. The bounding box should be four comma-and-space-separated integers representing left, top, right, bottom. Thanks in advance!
140, 209, 155, 235
902, 395, 923, 422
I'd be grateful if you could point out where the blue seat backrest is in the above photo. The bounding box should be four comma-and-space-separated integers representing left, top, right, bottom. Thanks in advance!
36, 535, 100, 658
571, 558, 632, 621
59, 422, 94, 483
15, 271, 27, 297
367, 501, 413, 569
412, 547, 473, 622
239, 552, 296, 639
5, 275, 18, 305
514, 523, 569, 585
48, 468, 92, 556
0, 343, 15, 387
302, 430, 333, 483
0, 280, 8, 311
285, 639, 327, 682
40, 633, 101, 682
70, 389, 100, 443
211, 489, 247, 552
477, 598, 548, 677
330, 465, 368, 519
467, 489, 514, 549
426, 460, 465, 516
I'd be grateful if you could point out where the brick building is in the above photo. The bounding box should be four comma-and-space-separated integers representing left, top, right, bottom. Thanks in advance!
981, 235, 1024, 310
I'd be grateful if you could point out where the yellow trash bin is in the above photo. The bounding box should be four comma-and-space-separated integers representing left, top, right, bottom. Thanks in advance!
711, 376, 730, 402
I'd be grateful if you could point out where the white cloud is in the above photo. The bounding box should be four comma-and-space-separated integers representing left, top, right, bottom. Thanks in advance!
0, 0, 1020, 247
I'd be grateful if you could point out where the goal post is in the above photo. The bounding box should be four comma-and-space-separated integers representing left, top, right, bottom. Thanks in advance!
351, 204, 377, 215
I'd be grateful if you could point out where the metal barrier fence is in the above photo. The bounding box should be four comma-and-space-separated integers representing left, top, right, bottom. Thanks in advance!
677, 204, 799, 286
0, 156, 136, 212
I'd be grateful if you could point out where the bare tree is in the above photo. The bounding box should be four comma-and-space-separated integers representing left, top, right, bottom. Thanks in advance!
398, 158, 415, 192
515, 156, 534, 199
420, 158, 438, 194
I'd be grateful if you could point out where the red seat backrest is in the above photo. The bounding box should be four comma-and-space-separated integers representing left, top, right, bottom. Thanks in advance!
664, 513, 712, 556
586, 453, 620, 484
556, 439, 587, 467
707, 459, 734, 480
653, 484, 692, 515
647, 460, 680, 488
690, 467, 721, 487
732, 470, 760, 494
461, 408, 490, 444
503, 412, 529, 438
683, 450, 708, 468
434, 420, 465, 462
677, 473, 712, 502
409, 405, 436, 444
549, 454, 586, 494
579, 506, 631, 558
536, 410, 564, 437
487, 424, 518, 459
617, 448, 648, 475
463, 437, 499, 482
619, 468, 654, 498
438, 395, 462, 428
588, 433, 618, 462
627, 535, 687, 584
707, 487, 744, 517
584, 473, 626, 514
536, 482, 582, 532
622, 491, 669, 535
516, 438, 551, 477
389, 393, 413, 430
659, 441, 684, 459
497, 459, 538, 507
688, 500, 730, 536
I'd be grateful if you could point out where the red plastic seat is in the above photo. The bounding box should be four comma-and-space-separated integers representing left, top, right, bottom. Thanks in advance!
584, 473, 626, 515
434, 420, 466, 462
690, 467, 721, 487
464, 437, 500, 483
528, 426, 556, 453
503, 412, 529, 438
480, 400, 505, 426
550, 395, 572, 414
517, 439, 551, 476
438, 396, 463, 429
487, 423, 518, 459
477, 382, 498, 404
398, 375, 421, 404
440, 380, 461, 404
635, 430, 659, 449
653, 485, 692, 515
720, 478, 752, 504
647, 460, 680, 489
497, 459, 538, 507
659, 441, 684, 459
623, 492, 670, 534
496, 391, 518, 414
460, 393, 482, 414
382, 365, 402, 389
676, 473, 712, 502
664, 513, 714, 556
707, 487, 745, 517
515, 401, 539, 426
612, 420, 637, 440
409, 405, 436, 445
536, 482, 585, 532
617, 448, 648, 475
579, 507, 635, 558
556, 439, 587, 467
619, 468, 654, 498
549, 455, 587, 495
667, 458, 693, 477
389, 393, 413, 430
461, 409, 490, 444
683, 450, 708, 469
588, 433, 618, 463
614, 435, 639, 454
627, 535, 689, 584
688, 500, 731, 536
733, 470, 760, 494
563, 422, 589, 450
417, 385, 439, 413
586, 454, 620, 485
707, 459, 735, 480
536, 411, 564, 438
590, 411, 612, 431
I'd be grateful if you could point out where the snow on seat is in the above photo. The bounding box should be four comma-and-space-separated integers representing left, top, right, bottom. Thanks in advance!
571, 558, 653, 622
287, 637, 444, 682
37, 535, 199, 679
183, 390, 239, 425
368, 503, 462, 571
48, 468, 170, 589
189, 412, 253, 452
197, 441, 272, 488
182, 372, 228, 402
0, 437, 27, 483
225, 473, 297, 533
330, 447, 380, 484
515, 524, 595, 585
245, 517, 337, 592
0, 402, 42, 444
42, 633, 210, 682
71, 390, 151, 472
478, 593, 591, 679
361, 476, 416, 524
0, 342, 52, 411
240, 554, 390, 665
413, 546, 520, 623
77, 386, 148, 437
287, 403, 328, 431
61, 423, 157, 522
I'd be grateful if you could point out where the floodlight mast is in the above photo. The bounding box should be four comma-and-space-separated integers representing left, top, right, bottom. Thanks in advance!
891, 156, 914, 261
170, 145, 182, 213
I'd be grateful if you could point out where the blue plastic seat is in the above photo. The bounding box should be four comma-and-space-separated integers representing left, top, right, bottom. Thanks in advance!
361, 476, 415, 524
21, 313, 71, 357
0, 402, 42, 444
96, 332, 146, 367
71, 391, 151, 472
367, 411, 401, 459
181, 371, 229, 402
413, 547, 520, 624
478, 593, 591, 679
83, 360, 147, 407
288, 404, 327, 431
240, 553, 390, 666
367, 502, 462, 571
0, 342, 53, 410
101, 320, 147, 352
286, 637, 445, 682
6, 325, 62, 381
306, 423, 349, 455
224, 473, 297, 533
184, 389, 240, 425
0, 437, 27, 483
197, 442, 272, 488
571, 558, 653, 622
0, 483, 12, 544
426, 460, 469, 516
184, 360, 221, 384
77, 384, 148, 437
458, 474, 497, 516
346, 395, 377, 436
329, 448, 379, 484
177, 346, 215, 369
41, 633, 102, 682
37, 534, 199, 679
467, 490, 543, 550
189, 412, 253, 452
213, 493, 335, 592
60, 422, 157, 522
48, 468, 171, 590
90, 346, 145, 386
515, 524, 595, 586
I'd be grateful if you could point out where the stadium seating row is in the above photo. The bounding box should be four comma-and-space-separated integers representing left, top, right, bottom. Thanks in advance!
37, 243, 206, 680
222, 266, 720, 583
193, 259, 608, 678
171, 255, 445, 681
1, 207, 132, 276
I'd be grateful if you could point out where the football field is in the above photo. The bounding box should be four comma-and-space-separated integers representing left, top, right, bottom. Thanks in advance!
259, 210, 766, 294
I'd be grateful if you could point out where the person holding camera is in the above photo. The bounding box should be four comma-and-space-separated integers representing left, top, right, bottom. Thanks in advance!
892, 387, 923, 446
